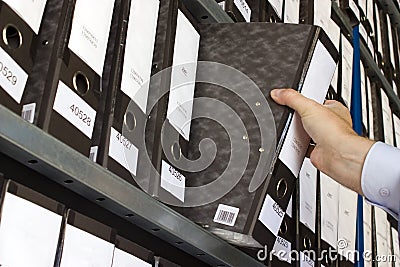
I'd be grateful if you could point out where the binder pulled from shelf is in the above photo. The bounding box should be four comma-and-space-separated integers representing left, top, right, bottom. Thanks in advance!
118, 21, 339, 249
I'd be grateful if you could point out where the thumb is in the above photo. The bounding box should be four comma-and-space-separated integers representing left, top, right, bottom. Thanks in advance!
270, 88, 321, 117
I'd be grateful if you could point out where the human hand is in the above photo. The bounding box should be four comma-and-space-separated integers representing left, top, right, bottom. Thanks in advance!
271, 88, 375, 195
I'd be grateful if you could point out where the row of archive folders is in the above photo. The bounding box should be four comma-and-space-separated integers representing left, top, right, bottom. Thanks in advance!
216, 0, 400, 100
0, 177, 180, 267
268, 156, 400, 267
0, 0, 341, 253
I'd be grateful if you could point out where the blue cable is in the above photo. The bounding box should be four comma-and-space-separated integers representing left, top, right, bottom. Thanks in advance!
350, 24, 364, 267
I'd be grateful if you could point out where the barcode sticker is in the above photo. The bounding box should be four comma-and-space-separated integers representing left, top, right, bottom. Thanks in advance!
21, 103, 36, 123
89, 146, 98, 162
258, 195, 285, 236
213, 204, 239, 227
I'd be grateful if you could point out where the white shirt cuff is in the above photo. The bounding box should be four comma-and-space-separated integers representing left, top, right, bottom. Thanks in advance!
361, 142, 400, 218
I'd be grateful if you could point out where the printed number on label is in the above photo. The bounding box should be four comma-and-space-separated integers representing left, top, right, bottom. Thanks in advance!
169, 166, 183, 182
0, 61, 18, 85
277, 237, 289, 248
273, 202, 285, 218
70, 104, 92, 126
116, 133, 133, 150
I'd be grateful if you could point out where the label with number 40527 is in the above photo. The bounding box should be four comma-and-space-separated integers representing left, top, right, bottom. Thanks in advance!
53, 81, 96, 138
0, 47, 28, 103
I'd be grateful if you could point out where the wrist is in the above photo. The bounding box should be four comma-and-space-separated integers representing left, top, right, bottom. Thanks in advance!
335, 135, 375, 194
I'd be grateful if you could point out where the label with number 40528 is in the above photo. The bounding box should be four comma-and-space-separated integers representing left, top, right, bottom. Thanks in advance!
0, 47, 28, 103
53, 81, 97, 138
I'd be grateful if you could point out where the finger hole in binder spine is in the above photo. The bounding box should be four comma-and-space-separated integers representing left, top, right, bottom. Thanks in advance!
279, 220, 288, 235
171, 142, 182, 161
303, 235, 312, 250
124, 111, 136, 132
276, 178, 288, 199
72, 71, 90, 96
2, 24, 22, 49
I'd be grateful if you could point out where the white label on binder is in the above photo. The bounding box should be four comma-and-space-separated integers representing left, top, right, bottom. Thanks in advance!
22, 102, 36, 123
359, 23, 368, 43
167, 10, 200, 141
337, 185, 358, 263
233, 0, 251, 22
272, 237, 292, 263
213, 204, 240, 227
386, 14, 395, 68
363, 201, 372, 267
284, 0, 300, 24
358, 0, 367, 15
331, 66, 339, 92
60, 224, 114, 267
367, 1, 374, 30
53, 81, 97, 138
279, 41, 336, 176
349, 0, 360, 20
387, 223, 393, 267
327, 19, 341, 51
0, 193, 62, 267
0, 46, 28, 103
391, 228, 400, 266
259, 194, 285, 236
121, 0, 159, 112
381, 90, 394, 145
320, 173, 340, 248
360, 62, 368, 128
112, 248, 152, 267
299, 158, 317, 233
367, 77, 374, 139
268, 0, 284, 19
374, 207, 389, 266
375, 4, 383, 55
68, 0, 115, 75
109, 127, 139, 176
393, 115, 400, 148
341, 34, 353, 107
3, 0, 47, 34
300, 252, 315, 267
367, 38, 375, 55
314, 0, 331, 32
160, 160, 185, 202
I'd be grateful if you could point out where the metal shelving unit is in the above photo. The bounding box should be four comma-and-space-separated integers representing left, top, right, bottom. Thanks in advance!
0, 103, 264, 267
1, 1, 399, 266
185, 0, 400, 118
332, 2, 400, 117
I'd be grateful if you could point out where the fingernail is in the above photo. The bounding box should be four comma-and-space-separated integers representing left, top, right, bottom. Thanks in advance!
271, 89, 283, 98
